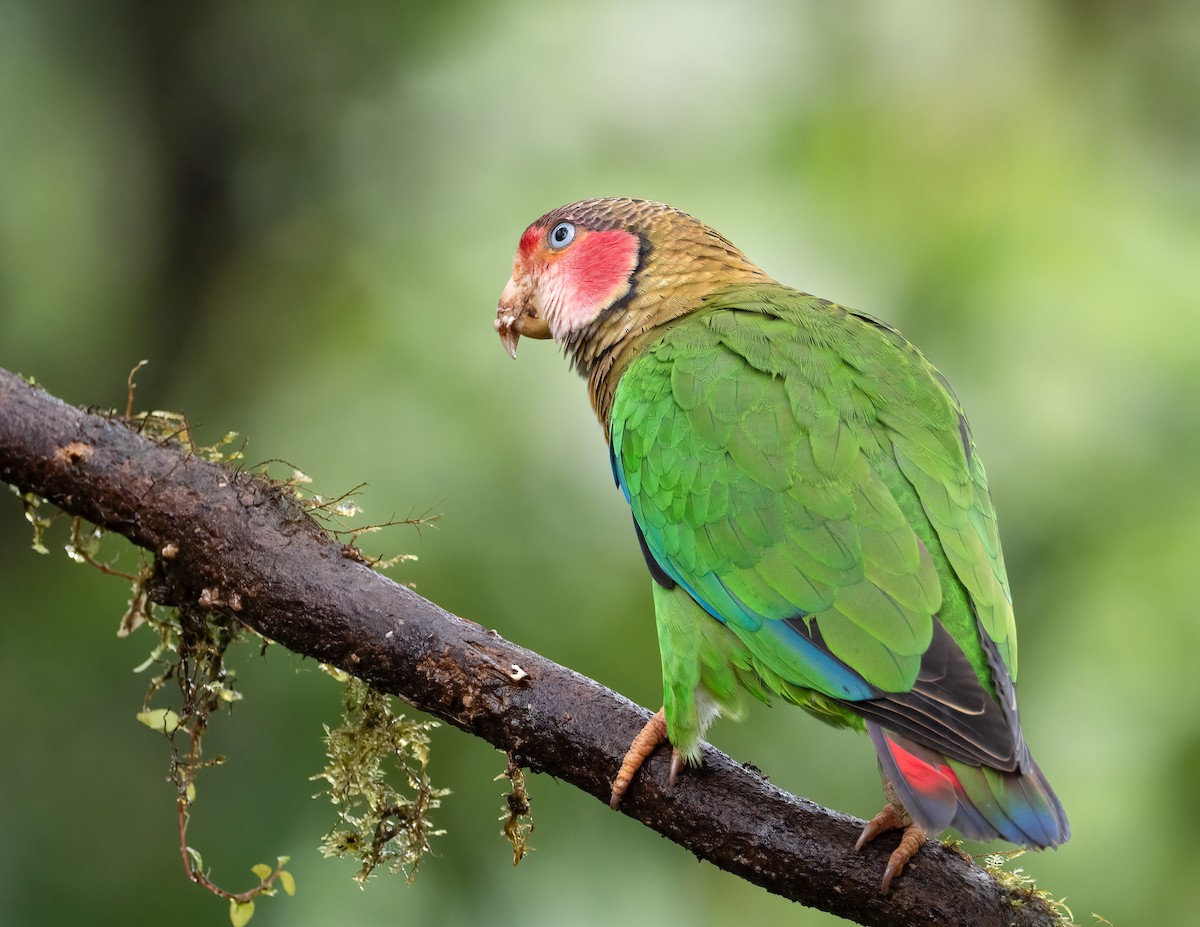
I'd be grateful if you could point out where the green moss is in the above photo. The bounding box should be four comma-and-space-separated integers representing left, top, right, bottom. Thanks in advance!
312, 675, 448, 885
979, 849, 1081, 926
496, 754, 534, 866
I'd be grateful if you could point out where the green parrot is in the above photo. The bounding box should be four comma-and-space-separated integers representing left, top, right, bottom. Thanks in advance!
494, 197, 1068, 890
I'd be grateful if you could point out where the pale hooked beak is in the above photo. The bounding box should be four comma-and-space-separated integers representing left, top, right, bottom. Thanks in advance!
494, 271, 551, 359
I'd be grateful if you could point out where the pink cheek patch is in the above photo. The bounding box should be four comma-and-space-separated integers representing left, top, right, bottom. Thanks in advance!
551, 229, 640, 333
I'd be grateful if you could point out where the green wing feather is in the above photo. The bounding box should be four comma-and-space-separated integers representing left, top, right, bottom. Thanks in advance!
610, 284, 1016, 747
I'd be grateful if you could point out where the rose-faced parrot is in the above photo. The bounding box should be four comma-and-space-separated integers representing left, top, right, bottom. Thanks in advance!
494, 197, 1069, 890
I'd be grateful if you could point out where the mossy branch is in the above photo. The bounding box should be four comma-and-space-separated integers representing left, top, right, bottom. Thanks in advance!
0, 367, 1069, 927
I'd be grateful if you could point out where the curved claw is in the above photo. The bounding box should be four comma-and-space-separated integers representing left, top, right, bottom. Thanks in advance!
855, 799, 927, 893
855, 802, 907, 851
667, 749, 686, 787
880, 823, 926, 894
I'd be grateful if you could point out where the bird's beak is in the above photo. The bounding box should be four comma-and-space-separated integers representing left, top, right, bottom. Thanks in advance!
495, 267, 551, 359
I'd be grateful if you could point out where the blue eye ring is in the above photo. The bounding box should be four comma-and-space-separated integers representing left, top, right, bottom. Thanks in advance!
548, 221, 576, 250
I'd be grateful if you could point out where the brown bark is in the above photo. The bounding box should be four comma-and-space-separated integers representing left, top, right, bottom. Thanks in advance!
0, 367, 1064, 927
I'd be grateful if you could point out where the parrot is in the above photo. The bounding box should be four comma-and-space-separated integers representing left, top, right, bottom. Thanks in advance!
494, 197, 1069, 891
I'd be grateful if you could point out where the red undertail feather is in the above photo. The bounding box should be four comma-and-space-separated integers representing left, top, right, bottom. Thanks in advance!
868, 723, 1070, 849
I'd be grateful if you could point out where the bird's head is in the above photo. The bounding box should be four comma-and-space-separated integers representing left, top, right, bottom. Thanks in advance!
494, 197, 768, 359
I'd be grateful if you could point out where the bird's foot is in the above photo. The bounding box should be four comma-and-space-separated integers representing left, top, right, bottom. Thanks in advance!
609, 707, 685, 808
855, 796, 927, 893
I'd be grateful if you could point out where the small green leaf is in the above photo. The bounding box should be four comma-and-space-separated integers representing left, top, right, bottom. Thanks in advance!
251, 863, 272, 882
186, 846, 204, 873
186, 781, 196, 803
136, 708, 180, 733
229, 899, 255, 927
279, 870, 296, 896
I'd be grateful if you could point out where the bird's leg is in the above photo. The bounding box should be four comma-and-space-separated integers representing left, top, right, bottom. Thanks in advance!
609, 707, 685, 808
854, 779, 928, 893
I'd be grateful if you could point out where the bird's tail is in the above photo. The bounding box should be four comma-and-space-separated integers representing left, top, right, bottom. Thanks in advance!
868, 723, 1070, 848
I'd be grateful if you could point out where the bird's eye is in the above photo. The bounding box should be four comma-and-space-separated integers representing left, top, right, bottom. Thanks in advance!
548, 221, 576, 250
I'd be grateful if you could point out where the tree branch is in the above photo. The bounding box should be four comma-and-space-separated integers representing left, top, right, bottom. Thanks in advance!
0, 367, 1064, 927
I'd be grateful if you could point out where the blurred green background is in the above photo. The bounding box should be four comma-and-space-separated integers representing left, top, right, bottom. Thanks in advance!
2, 1, 1197, 924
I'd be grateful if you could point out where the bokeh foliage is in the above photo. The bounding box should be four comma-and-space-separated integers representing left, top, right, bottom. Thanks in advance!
2, 1, 1198, 924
